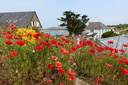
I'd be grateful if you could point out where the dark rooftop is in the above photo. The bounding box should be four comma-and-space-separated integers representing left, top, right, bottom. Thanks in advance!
0, 11, 35, 28
85, 22, 111, 30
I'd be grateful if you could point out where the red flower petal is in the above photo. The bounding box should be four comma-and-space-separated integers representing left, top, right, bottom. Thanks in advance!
55, 62, 62, 67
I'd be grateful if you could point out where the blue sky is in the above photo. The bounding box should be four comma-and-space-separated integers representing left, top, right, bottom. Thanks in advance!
0, 0, 128, 28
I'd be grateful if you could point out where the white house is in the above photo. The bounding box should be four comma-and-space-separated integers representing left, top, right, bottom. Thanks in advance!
84, 22, 114, 39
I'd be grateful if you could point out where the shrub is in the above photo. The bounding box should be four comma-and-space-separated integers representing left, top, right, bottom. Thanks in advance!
102, 31, 120, 38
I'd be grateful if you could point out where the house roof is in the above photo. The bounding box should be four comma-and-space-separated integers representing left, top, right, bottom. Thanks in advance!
97, 34, 128, 51
85, 22, 111, 30
0, 11, 39, 28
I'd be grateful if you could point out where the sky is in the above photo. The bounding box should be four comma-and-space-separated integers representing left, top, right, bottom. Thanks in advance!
0, 0, 128, 29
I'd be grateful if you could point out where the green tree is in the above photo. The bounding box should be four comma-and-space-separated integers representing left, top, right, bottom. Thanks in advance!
58, 11, 89, 36
102, 31, 120, 38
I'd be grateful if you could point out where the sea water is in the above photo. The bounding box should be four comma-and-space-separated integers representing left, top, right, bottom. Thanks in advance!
42, 29, 68, 36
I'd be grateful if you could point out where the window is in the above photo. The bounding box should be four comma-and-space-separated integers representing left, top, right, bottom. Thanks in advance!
90, 30, 94, 33
36, 22, 39, 27
31, 21, 34, 26
31, 21, 39, 27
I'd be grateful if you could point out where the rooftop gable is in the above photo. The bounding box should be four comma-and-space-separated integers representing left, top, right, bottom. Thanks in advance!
0, 11, 35, 28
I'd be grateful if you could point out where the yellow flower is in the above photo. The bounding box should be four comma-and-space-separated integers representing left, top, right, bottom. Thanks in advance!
15, 28, 37, 44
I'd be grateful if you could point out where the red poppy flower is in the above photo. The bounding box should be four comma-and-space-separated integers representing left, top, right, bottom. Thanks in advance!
44, 33, 51, 37
20, 35, 26, 37
7, 55, 13, 58
10, 23, 15, 27
109, 54, 119, 58
15, 41, 25, 46
51, 39, 57, 44
48, 80, 53, 82
28, 33, 33, 36
113, 48, 118, 53
61, 38, 70, 43
101, 53, 106, 56
55, 62, 62, 67
10, 26, 15, 29
6, 34, 13, 39
46, 43, 52, 48
120, 67, 128, 74
71, 47, 77, 52
58, 68, 65, 74
72, 63, 76, 66
119, 49, 126, 53
125, 59, 128, 65
60, 84, 65, 85
95, 78, 100, 84
47, 64, 54, 69
71, 76, 76, 81
113, 71, 117, 73
118, 59, 125, 64
0, 79, 6, 83
68, 76, 76, 81
105, 63, 113, 68
2, 31, 7, 35
11, 51, 18, 56
40, 41, 47, 45
14, 37, 20, 39
6, 31, 12, 34
5, 41, 12, 45
119, 73, 124, 77
68, 71, 76, 76
33, 33, 41, 39
61, 48, 66, 52
40, 75, 43, 78
89, 49, 96, 54
34, 45, 43, 50
98, 57, 104, 59
76, 44, 83, 48
97, 47, 106, 52
68, 50, 72, 54
70, 58, 74, 61
62, 50, 69, 54
108, 41, 114, 44
51, 56, 58, 60
123, 44, 128, 47
108, 47, 115, 52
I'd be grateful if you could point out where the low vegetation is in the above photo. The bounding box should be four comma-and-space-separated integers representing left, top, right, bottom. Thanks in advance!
0, 24, 128, 85
102, 31, 120, 38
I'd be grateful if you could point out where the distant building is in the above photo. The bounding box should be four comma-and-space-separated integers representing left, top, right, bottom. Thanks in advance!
0, 11, 42, 29
84, 22, 116, 40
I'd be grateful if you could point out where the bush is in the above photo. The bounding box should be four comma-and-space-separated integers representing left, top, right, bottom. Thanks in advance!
102, 31, 119, 38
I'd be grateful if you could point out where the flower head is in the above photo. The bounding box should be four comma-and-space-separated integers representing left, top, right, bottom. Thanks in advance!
34, 45, 43, 50
6, 34, 13, 39
11, 51, 18, 56
120, 67, 128, 74
47, 64, 54, 69
55, 61, 62, 67
105, 63, 113, 68
108, 41, 114, 44
58, 68, 65, 74
5, 41, 12, 45
15, 41, 25, 46
95, 78, 100, 84
44, 33, 51, 37
51, 56, 58, 60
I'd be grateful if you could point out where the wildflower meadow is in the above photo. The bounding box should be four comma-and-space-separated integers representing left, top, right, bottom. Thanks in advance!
0, 24, 128, 85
